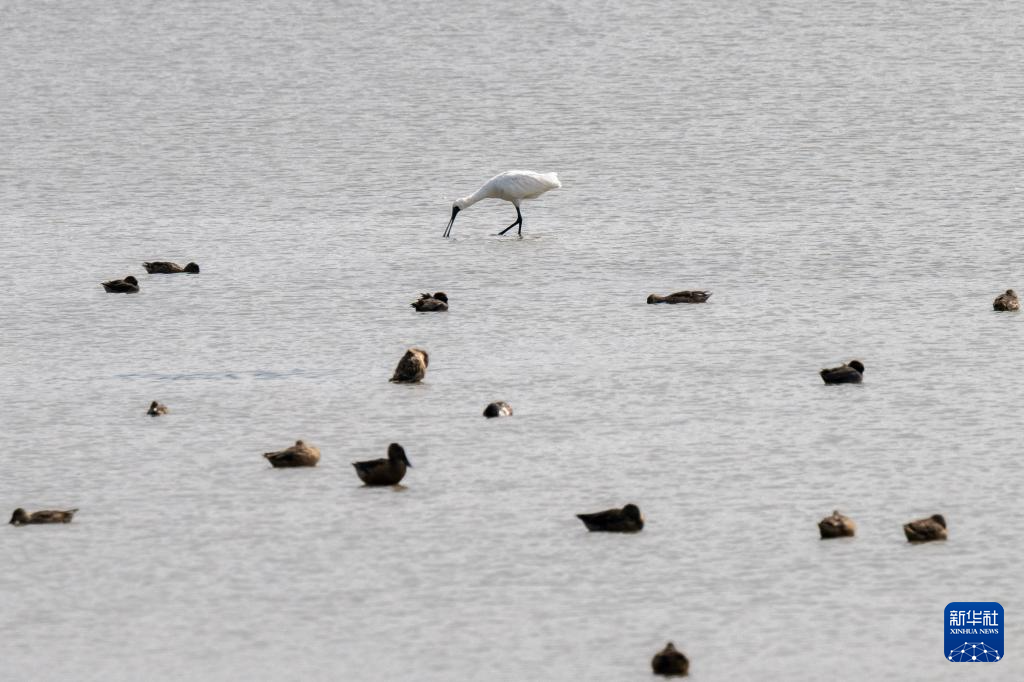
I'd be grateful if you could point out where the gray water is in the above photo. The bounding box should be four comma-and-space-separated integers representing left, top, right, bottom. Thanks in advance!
1, 0, 1022, 679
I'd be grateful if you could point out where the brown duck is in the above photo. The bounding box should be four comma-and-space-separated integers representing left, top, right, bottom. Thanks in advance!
101, 275, 139, 293
818, 510, 856, 538
820, 360, 864, 384
352, 443, 412, 486
147, 400, 169, 416
483, 401, 513, 418
9, 508, 78, 526
993, 289, 1019, 311
263, 440, 321, 468
651, 641, 689, 677
647, 291, 711, 304
903, 514, 947, 542
143, 261, 200, 274
412, 292, 448, 311
576, 504, 644, 532
391, 348, 429, 383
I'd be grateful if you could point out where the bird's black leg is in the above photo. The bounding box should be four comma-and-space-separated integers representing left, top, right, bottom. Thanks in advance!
497, 205, 523, 236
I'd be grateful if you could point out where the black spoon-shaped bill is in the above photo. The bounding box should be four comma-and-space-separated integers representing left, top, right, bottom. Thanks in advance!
443, 205, 460, 238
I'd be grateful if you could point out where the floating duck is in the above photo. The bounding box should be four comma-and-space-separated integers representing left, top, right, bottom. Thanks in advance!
818, 510, 856, 538
483, 401, 513, 418
903, 514, 947, 542
576, 504, 644, 532
819, 360, 864, 384
647, 291, 711, 304
993, 289, 1019, 311
147, 401, 169, 416
352, 443, 412, 486
651, 641, 689, 677
9, 508, 78, 526
101, 275, 139, 293
412, 292, 448, 311
143, 261, 200, 274
391, 348, 429, 383
263, 440, 321, 468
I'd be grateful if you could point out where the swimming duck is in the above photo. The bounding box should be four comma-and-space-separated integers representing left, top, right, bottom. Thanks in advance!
412, 292, 448, 311
819, 360, 864, 384
483, 401, 513, 418
391, 348, 429, 383
903, 514, 947, 542
147, 401, 169, 416
263, 440, 321, 468
993, 289, 1019, 311
647, 291, 711, 304
143, 261, 200, 274
352, 443, 412, 486
651, 641, 689, 677
9, 507, 78, 526
818, 510, 856, 538
101, 275, 139, 293
576, 504, 644, 532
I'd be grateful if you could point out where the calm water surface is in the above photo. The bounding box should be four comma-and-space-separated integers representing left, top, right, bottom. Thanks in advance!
1, 0, 1022, 679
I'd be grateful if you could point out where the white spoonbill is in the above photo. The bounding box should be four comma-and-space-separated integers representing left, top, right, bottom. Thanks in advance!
444, 170, 561, 238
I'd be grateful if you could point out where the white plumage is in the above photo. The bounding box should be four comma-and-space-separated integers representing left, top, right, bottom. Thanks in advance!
444, 170, 561, 238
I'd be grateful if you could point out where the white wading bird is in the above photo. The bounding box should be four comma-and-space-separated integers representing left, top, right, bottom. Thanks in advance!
444, 170, 561, 238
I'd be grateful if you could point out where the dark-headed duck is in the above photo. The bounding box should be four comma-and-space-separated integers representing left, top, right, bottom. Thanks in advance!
820, 360, 864, 384
576, 504, 644, 533
647, 291, 711, 304
143, 261, 200, 274
147, 401, 169, 416
352, 443, 412, 486
101, 275, 139, 293
9, 507, 78, 526
993, 289, 1019, 311
904, 514, 947, 542
412, 292, 448, 311
651, 641, 689, 677
483, 401, 513, 418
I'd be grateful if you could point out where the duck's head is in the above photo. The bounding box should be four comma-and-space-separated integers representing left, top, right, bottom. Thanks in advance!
646, 294, 658, 304
848, 360, 865, 374
1007, 289, 1017, 298
9, 508, 28, 525
149, 401, 159, 409
124, 276, 139, 285
623, 504, 643, 521
415, 349, 429, 367
388, 443, 412, 467
930, 513, 947, 528
432, 292, 448, 303
184, 262, 200, 273
295, 440, 304, 447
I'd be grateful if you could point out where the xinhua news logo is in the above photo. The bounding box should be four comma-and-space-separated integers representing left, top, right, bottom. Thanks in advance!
945, 602, 1003, 662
